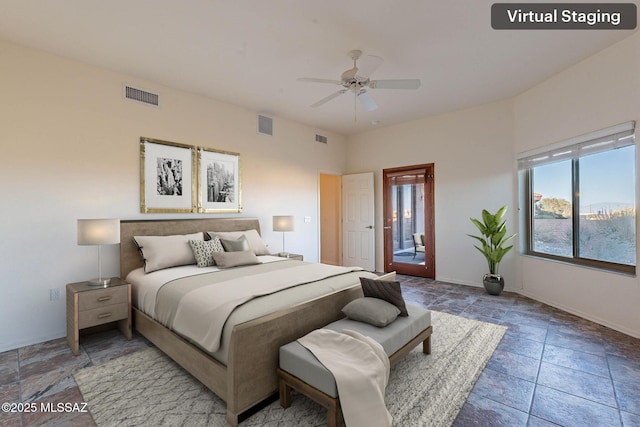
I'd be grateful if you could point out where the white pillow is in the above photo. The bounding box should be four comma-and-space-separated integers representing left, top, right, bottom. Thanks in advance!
207, 229, 270, 255
134, 232, 203, 273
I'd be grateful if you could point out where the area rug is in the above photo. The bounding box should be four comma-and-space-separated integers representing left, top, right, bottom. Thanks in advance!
74, 311, 506, 426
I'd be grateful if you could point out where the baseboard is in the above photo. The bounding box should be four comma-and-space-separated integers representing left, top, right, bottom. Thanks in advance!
5, 280, 637, 351
436, 276, 482, 288
516, 288, 639, 339
0, 331, 66, 353
437, 276, 639, 339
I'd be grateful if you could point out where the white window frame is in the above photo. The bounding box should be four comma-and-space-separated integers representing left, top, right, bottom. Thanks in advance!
517, 121, 636, 275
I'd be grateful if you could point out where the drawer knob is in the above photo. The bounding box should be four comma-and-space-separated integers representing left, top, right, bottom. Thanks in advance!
97, 312, 112, 319
97, 296, 112, 302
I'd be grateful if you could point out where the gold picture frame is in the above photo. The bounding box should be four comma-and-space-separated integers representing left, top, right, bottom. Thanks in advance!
140, 137, 197, 213
197, 147, 242, 213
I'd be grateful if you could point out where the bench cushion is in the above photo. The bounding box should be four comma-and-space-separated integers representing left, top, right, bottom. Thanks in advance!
279, 304, 431, 397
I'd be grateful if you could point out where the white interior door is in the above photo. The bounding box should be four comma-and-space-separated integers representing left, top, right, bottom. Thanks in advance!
342, 172, 375, 271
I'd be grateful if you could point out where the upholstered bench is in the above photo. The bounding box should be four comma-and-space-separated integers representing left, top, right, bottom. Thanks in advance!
277, 304, 432, 427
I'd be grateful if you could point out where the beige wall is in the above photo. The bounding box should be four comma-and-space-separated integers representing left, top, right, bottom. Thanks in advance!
346, 31, 639, 337
346, 99, 516, 288
0, 40, 348, 351
2, 29, 639, 351
513, 31, 640, 337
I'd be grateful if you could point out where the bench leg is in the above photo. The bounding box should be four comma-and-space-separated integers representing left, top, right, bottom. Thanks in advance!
423, 335, 431, 354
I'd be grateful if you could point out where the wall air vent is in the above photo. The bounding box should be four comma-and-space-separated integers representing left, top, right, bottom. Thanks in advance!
124, 84, 159, 107
315, 134, 328, 144
257, 114, 274, 136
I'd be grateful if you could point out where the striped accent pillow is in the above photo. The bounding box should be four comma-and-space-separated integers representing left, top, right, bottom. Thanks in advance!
360, 277, 409, 317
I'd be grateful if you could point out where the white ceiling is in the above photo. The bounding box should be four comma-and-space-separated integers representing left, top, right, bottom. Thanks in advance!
0, 0, 636, 135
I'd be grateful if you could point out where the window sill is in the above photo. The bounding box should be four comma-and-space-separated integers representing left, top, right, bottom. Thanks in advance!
520, 252, 636, 277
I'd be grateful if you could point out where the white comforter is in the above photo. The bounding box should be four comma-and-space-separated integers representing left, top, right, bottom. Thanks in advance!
127, 256, 377, 364
172, 262, 366, 353
127, 255, 285, 317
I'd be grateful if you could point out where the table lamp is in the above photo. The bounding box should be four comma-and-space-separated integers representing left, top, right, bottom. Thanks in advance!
273, 215, 294, 257
77, 218, 120, 286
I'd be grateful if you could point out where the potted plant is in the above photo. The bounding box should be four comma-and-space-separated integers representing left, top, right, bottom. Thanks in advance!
468, 205, 516, 296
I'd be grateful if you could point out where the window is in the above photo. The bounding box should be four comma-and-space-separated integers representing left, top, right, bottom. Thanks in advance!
390, 171, 425, 255
519, 122, 636, 274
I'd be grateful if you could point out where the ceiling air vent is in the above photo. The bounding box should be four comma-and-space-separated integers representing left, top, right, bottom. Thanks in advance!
315, 134, 328, 144
124, 84, 159, 107
257, 114, 273, 136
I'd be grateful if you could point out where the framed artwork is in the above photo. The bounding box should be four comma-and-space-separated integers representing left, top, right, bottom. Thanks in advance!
197, 147, 242, 213
140, 137, 196, 213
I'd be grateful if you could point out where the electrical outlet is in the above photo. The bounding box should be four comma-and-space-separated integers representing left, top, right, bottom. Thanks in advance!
304, 216, 311, 223
50, 288, 61, 301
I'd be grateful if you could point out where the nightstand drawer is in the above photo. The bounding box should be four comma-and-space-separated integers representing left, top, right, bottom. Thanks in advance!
78, 286, 128, 311
67, 279, 132, 356
78, 303, 129, 329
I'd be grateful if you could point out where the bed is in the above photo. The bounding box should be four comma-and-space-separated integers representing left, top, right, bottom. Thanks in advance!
120, 218, 374, 426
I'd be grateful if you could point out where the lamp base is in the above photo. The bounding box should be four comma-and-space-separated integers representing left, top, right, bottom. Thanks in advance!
87, 277, 112, 286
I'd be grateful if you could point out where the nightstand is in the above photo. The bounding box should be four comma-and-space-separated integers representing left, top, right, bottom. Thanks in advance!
278, 253, 303, 261
66, 278, 132, 356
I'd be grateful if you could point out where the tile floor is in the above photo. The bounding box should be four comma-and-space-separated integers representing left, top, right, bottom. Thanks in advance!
400, 276, 640, 427
1, 276, 639, 426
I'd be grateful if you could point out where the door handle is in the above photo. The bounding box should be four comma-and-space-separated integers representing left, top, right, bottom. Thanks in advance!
383, 226, 391, 229
365, 225, 373, 229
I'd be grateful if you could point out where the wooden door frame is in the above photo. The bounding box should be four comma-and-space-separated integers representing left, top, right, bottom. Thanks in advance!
383, 164, 435, 278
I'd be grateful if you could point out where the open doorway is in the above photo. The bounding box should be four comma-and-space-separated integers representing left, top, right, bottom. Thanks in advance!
383, 164, 435, 278
319, 172, 375, 271
319, 173, 341, 265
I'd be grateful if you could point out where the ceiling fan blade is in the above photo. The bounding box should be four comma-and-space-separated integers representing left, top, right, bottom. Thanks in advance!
297, 77, 342, 85
310, 89, 347, 108
355, 55, 384, 79
358, 91, 378, 112
369, 79, 421, 90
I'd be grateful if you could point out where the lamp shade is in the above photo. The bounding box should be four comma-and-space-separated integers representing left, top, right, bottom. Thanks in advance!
77, 219, 120, 246
273, 215, 295, 232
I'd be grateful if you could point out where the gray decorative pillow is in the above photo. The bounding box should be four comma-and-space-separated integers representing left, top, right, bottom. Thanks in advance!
189, 237, 224, 267
211, 250, 259, 268
207, 229, 270, 255
220, 235, 251, 252
342, 297, 401, 327
360, 276, 408, 316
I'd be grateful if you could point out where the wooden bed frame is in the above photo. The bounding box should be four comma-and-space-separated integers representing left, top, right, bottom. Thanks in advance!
120, 218, 364, 426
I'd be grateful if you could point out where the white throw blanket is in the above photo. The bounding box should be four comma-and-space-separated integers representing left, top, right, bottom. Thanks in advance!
298, 329, 392, 427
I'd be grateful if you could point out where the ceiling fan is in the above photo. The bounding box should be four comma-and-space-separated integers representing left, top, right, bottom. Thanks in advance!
297, 50, 421, 115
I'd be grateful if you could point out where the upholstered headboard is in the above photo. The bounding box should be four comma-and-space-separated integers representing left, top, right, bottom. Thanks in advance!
119, 217, 261, 278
